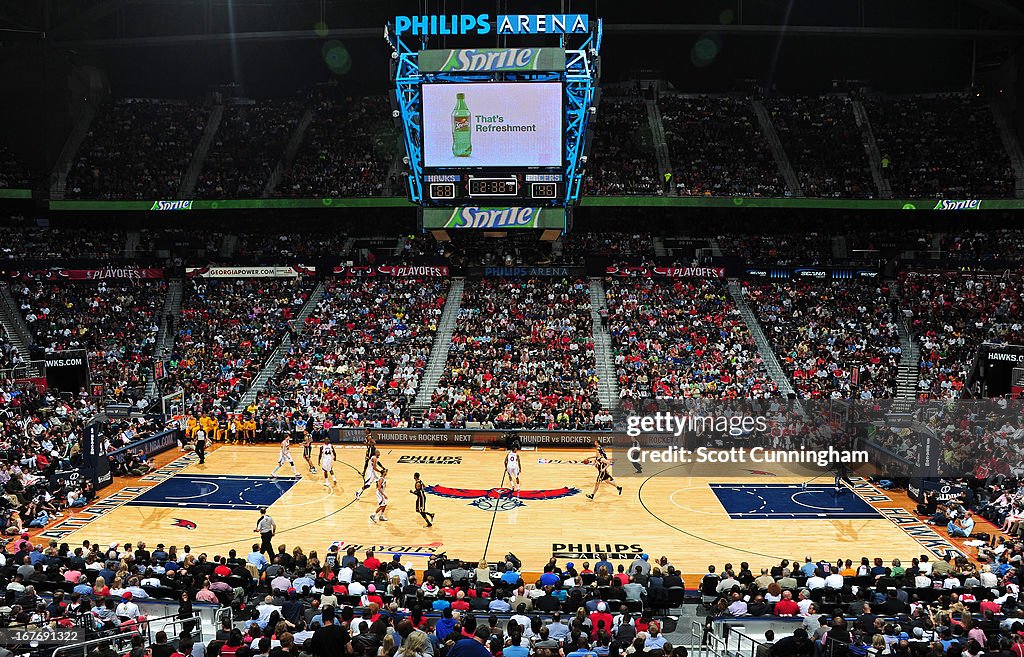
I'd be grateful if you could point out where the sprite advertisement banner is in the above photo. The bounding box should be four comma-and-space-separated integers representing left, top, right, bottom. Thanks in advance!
419, 48, 565, 72
933, 199, 982, 210
423, 206, 564, 230
150, 200, 194, 211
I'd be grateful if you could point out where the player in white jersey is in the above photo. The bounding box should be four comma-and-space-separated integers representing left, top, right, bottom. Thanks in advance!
369, 467, 389, 523
319, 443, 337, 489
505, 445, 521, 496
355, 449, 383, 499
270, 436, 299, 477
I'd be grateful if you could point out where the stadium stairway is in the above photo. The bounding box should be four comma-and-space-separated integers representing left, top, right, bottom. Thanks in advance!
652, 237, 667, 257
990, 100, 1024, 198
850, 99, 894, 199
645, 98, 675, 193
890, 283, 921, 411
49, 97, 100, 200
411, 277, 466, 415
727, 279, 798, 399
0, 284, 41, 376
125, 230, 141, 258
235, 281, 326, 411
588, 277, 621, 416
263, 106, 314, 197
750, 99, 804, 198
180, 102, 224, 196
384, 146, 406, 196
147, 278, 184, 399
831, 235, 848, 260
219, 234, 239, 258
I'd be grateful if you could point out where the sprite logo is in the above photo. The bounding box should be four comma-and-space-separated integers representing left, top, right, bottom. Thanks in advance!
441, 48, 540, 72
150, 200, 194, 211
933, 199, 982, 211
445, 207, 540, 229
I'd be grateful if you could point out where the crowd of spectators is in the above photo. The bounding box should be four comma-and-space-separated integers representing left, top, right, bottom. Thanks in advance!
0, 383, 95, 535
196, 100, 303, 198
66, 100, 208, 200
716, 233, 834, 266
766, 95, 875, 198
233, 231, 350, 263
583, 99, 661, 196
277, 97, 394, 198
604, 277, 777, 406
0, 226, 127, 261
0, 144, 32, 189
427, 278, 606, 429
700, 548, 1024, 657
866, 94, 1015, 198
902, 273, 1024, 400
560, 233, 656, 264
659, 95, 786, 197
0, 535, 694, 657
12, 280, 166, 404
253, 276, 449, 427
162, 278, 314, 412
941, 230, 1024, 266
743, 279, 902, 399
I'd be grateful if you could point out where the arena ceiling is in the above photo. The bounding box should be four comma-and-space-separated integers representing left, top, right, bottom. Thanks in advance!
3, 0, 1024, 48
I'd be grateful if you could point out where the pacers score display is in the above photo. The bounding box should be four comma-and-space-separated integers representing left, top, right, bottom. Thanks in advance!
421, 82, 563, 168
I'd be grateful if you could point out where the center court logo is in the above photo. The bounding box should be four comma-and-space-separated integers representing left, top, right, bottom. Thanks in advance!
172, 518, 197, 530
426, 485, 579, 512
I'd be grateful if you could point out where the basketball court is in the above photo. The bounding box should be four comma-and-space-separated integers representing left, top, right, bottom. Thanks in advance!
38, 444, 964, 578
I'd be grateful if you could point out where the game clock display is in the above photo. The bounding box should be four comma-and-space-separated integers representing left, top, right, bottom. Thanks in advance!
425, 174, 562, 202
469, 177, 518, 196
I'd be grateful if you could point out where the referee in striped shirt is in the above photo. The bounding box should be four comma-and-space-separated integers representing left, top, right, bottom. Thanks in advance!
254, 507, 276, 558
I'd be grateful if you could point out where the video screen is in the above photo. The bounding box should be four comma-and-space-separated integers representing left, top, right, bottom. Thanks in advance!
421, 82, 562, 168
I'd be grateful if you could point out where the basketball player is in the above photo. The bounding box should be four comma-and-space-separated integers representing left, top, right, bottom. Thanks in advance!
411, 472, 435, 527
586, 454, 622, 499
319, 441, 337, 489
355, 448, 384, 499
270, 436, 299, 477
370, 467, 389, 523
505, 445, 521, 497
361, 430, 376, 478
302, 433, 317, 474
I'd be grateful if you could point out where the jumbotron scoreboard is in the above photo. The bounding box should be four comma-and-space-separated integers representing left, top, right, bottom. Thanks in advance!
386, 13, 602, 233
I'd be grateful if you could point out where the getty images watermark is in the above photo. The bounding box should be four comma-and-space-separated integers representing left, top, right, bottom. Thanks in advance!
617, 411, 871, 475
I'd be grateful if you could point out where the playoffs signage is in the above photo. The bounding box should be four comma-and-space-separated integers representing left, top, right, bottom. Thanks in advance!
4, 267, 163, 281
333, 265, 450, 277
605, 264, 726, 279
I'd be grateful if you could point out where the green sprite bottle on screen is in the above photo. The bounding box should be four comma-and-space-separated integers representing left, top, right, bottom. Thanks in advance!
452, 93, 472, 157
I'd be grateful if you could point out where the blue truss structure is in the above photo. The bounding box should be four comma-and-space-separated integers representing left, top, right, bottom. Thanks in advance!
387, 20, 602, 209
